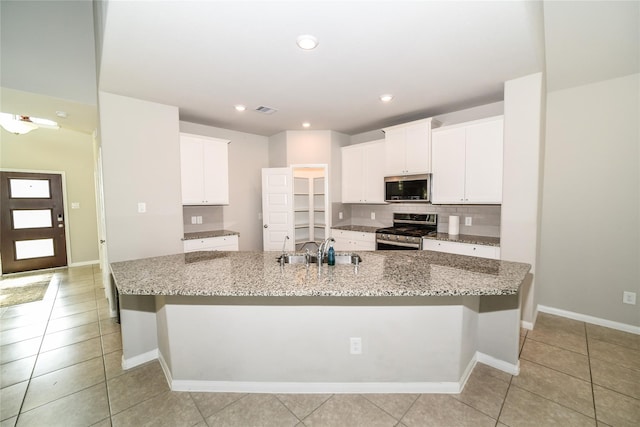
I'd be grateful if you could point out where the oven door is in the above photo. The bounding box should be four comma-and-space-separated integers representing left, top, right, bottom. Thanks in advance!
376, 239, 421, 250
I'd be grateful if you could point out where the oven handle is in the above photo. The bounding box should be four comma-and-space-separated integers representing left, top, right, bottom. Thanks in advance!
376, 239, 421, 249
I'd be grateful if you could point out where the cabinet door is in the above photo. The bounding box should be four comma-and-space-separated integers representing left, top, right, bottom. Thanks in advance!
384, 128, 407, 176
180, 137, 206, 204
183, 235, 239, 253
341, 145, 365, 203
203, 139, 229, 205
431, 128, 466, 204
363, 141, 385, 203
464, 119, 503, 204
403, 122, 430, 174
331, 229, 351, 251
422, 239, 499, 260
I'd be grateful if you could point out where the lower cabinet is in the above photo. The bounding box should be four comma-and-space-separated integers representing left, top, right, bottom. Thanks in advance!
422, 239, 500, 260
183, 235, 239, 253
331, 229, 376, 251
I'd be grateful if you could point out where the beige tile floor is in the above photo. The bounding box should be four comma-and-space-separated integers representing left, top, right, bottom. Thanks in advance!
1, 265, 639, 426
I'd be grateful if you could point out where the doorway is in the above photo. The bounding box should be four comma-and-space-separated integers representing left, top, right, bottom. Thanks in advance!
0, 171, 68, 274
261, 165, 329, 251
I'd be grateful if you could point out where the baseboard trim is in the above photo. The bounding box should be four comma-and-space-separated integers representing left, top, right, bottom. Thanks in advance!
169, 379, 463, 394
476, 352, 520, 376
122, 349, 158, 370
151, 349, 479, 394
537, 305, 640, 335
69, 259, 100, 267
520, 320, 534, 330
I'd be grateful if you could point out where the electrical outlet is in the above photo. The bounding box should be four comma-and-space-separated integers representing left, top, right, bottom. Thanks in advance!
339, 212, 343, 220
370, 212, 376, 220
350, 337, 362, 355
191, 216, 197, 225
465, 217, 472, 226
623, 291, 636, 305
196, 216, 203, 224
137, 202, 146, 213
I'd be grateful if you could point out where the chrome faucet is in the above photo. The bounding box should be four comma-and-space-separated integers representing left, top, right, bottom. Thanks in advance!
280, 235, 290, 266
317, 237, 335, 266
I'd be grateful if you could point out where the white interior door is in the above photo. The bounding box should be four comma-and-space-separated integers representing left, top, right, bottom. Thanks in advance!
262, 168, 294, 251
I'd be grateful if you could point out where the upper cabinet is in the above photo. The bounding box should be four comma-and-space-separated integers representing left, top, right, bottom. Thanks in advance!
180, 133, 230, 205
431, 116, 504, 204
341, 140, 385, 204
383, 118, 440, 176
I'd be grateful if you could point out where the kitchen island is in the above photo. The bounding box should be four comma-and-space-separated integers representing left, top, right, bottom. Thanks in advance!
111, 250, 530, 393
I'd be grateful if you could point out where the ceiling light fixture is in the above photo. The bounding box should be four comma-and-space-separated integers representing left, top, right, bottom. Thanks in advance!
380, 94, 394, 102
0, 113, 59, 135
302, 122, 311, 128
234, 105, 246, 112
296, 35, 318, 50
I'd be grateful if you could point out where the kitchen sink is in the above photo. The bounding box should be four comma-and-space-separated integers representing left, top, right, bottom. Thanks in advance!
277, 253, 361, 265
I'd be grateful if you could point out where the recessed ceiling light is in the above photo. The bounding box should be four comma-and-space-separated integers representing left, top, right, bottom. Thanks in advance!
234, 105, 246, 112
380, 94, 394, 102
296, 35, 318, 50
302, 122, 311, 128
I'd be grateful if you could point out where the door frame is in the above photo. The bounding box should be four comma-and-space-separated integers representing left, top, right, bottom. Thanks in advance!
0, 168, 72, 275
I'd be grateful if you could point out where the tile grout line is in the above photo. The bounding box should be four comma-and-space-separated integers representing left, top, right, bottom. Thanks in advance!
13, 272, 62, 424
494, 347, 517, 425
93, 264, 117, 424
585, 321, 598, 424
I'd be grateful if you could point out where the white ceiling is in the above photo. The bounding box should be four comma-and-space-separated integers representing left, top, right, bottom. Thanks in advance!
99, 0, 546, 136
2, 1, 637, 138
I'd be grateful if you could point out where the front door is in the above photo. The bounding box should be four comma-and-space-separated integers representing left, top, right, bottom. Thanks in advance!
261, 168, 294, 251
0, 171, 68, 274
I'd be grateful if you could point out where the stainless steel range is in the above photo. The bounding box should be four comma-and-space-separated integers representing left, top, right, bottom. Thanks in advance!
376, 213, 438, 250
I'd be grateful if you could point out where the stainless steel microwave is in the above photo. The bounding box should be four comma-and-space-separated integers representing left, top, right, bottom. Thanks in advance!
384, 174, 430, 202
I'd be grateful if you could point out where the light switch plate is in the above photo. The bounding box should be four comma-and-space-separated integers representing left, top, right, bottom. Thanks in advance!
137, 202, 146, 213
71, 202, 80, 209
465, 217, 472, 226
371, 212, 376, 220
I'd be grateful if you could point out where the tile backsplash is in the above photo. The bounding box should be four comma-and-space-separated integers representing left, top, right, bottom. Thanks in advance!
183, 205, 224, 233
333, 203, 501, 237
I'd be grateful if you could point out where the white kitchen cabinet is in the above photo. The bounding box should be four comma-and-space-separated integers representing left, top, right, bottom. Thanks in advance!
183, 235, 239, 253
422, 239, 500, 260
180, 133, 230, 205
383, 118, 440, 176
331, 229, 376, 251
341, 140, 385, 204
431, 116, 503, 204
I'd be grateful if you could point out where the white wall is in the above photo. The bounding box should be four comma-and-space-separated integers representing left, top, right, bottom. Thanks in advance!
0, 0, 97, 105
501, 73, 545, 327
99, 92, 183, 262
179, 121, 270, 251
99, 92, 183, 362
538, 73, 639, 327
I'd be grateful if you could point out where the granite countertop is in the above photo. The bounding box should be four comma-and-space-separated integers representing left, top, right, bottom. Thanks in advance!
424, 233, 500, 247
183, 230, 240, 240
331, 225, 380, 233
110, 251, 530, 298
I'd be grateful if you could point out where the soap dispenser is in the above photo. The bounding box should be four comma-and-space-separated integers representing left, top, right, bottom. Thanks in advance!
327, 241, 335, 266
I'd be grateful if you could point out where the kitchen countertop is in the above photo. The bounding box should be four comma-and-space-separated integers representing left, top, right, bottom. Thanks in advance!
424, 233, 500, 247
110, 250, 530, 298
183, 229, 239, 240
330, 225, 380, 233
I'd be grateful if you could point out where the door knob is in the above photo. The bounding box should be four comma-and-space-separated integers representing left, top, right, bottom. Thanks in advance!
264, 224, 268, 228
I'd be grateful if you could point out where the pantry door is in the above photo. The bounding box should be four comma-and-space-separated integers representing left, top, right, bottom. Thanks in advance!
0, 171, 68, 274
261, 168, 294, 251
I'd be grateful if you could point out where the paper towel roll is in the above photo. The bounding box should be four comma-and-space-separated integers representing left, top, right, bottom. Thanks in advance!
448, 215, 460, 235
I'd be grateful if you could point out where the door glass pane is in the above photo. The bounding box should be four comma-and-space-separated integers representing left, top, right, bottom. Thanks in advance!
12, 210, 53, 229
15, 239, 55, 260
9, 179, 50, 198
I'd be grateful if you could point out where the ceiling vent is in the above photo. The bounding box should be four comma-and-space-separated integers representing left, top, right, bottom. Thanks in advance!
254, 105, 278, 115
